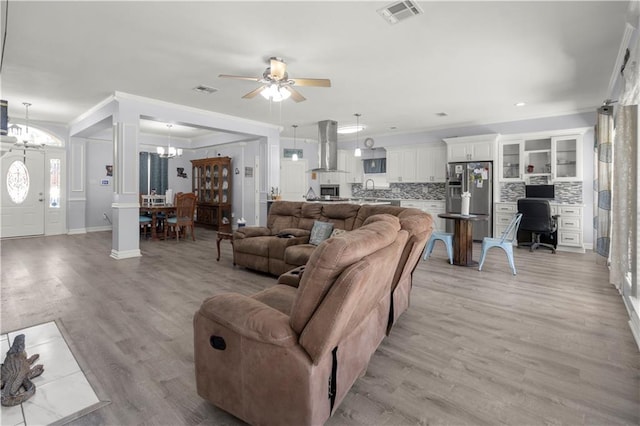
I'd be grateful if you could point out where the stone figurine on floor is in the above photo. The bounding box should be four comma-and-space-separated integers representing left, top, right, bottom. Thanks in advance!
1, 334, 44, 406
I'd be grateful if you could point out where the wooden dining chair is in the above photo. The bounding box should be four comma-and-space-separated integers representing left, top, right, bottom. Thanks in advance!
164, 192, 197, 241
139, 194, 152, 238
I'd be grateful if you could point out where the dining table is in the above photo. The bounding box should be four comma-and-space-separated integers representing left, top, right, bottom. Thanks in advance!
140, 204, 176, 240
437, 213, 489, 267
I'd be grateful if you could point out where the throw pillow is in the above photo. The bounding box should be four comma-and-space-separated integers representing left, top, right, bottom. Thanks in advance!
309, 221, 334, 245
330, 228, 347, 238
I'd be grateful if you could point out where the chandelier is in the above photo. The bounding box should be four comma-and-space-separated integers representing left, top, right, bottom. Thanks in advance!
157, 124, 182, 158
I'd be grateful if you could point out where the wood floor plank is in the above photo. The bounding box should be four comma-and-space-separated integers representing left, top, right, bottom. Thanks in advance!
1, 229, 638, 425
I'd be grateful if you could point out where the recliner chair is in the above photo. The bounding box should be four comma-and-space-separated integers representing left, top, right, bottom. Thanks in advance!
517, 198, 559, 253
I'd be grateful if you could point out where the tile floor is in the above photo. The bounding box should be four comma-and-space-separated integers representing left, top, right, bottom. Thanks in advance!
1, 321, 104, 426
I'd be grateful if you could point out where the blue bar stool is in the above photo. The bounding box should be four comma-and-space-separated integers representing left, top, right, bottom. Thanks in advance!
423, 231, 454, 264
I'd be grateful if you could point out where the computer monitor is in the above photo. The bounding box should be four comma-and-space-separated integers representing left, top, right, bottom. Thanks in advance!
525, 184, 555, 199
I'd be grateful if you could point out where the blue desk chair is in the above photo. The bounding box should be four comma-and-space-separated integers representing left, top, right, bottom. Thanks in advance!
423, 231, 454, 265
478, 213, 523, 275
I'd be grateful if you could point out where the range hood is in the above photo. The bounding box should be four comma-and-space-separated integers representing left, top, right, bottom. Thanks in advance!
310, 120, 345, 172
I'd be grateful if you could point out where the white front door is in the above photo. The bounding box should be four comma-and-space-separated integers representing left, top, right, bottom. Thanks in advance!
1, 149, 46, 238
280, 159, 307, 201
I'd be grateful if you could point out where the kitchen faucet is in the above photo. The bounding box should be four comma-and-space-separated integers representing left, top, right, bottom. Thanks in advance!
364, 179, 375, 191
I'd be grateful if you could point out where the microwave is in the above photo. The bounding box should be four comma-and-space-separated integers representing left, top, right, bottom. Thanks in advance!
320, 185, 340, 197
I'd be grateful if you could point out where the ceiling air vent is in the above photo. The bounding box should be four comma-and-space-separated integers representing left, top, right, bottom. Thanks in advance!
377, 1, 423, 25
193, 85, 218, 94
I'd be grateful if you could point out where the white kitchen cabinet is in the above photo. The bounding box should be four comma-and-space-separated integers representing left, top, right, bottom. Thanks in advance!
552, 135, 582, 181
416, 145, 447, 182
387, 145, 445, 183
494, 202, 584, 252
386, 148, 416, 183
318, 172, 340, 185
498, 141, 523, 181
339, 150, 363, 184
443, 134, 498, 162
498, 130, 585, 182
401, 200, 446, 231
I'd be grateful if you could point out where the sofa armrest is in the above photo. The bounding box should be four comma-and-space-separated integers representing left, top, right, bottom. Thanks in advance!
234, 226, 272, 239
197, 293, 297, 347
277, 266, 306, 287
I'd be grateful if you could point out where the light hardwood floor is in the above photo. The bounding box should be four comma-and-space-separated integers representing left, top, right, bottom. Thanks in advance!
1, 229, 638, 425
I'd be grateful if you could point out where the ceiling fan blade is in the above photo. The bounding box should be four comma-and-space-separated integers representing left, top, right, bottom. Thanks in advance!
284, 86, 306, 103
270, 58, 287, 81
242, 86, 266, 99
218, 74, 260, 82
290, 78, 331, 87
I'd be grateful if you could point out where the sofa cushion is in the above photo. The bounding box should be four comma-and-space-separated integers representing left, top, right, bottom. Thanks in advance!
267, 201, 303, 234
309, 221, 334, 245
284, 244, 316, 266
251, 284, 298, 315
290, 215, 401, 335
298, 203, 324, 230
234, 235, 273, 256
319, 203, 361, 231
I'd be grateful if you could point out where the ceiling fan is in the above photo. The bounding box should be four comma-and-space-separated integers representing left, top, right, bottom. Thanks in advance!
219, 57, 331, 103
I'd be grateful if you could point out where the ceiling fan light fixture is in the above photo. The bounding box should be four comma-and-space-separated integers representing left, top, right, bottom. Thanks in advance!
260, 84, 291, 102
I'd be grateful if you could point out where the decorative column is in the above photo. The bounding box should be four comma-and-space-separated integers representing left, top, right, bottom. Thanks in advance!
110, 120, 141, 259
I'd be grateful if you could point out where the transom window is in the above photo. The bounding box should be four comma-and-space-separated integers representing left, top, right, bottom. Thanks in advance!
8, 124, 64, 146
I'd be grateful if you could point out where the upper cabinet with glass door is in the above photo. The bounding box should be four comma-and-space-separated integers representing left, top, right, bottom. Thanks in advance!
498, 131, 584, 182
499, 141, 523, 181
552, 135, 582, 181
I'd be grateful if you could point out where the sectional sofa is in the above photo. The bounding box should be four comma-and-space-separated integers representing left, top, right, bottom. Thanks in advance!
232, 201, 433, 330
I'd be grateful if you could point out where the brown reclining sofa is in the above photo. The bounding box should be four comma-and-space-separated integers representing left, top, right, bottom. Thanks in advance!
194, 213, 431, 425
233, 201, 433, 330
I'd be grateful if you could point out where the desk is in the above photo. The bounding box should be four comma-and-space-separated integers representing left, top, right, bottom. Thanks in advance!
438, 213, 488, 267
140, 205, 175, 240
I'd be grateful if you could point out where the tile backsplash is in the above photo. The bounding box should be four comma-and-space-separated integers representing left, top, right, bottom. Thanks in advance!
351, 182, 446, 200
500, 182, 583, 204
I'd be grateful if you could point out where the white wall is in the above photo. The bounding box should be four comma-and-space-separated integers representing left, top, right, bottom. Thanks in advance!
85, 139, 114, 229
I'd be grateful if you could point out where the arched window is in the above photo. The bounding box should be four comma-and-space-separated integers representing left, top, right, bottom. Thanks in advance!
8, 124, 64, 146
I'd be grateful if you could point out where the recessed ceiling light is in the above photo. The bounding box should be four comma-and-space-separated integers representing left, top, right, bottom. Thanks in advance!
436, 112, 449, 117
193, 85, 218, 94
514, 102, 526, 107
337, 125, 365, 134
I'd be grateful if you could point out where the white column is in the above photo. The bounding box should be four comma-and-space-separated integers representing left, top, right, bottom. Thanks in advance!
110, 121, 141, 259
67, 137, 87, 234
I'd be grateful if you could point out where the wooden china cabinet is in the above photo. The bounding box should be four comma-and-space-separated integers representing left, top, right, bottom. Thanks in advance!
191, 157, 232, 232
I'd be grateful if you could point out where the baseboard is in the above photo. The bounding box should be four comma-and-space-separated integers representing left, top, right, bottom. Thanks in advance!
87, 226, 112, 233
110, 249, 141, 260
67, 228, 87, 235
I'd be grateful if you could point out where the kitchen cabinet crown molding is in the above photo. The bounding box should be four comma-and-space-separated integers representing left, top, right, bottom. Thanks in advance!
443, 133, 500, 144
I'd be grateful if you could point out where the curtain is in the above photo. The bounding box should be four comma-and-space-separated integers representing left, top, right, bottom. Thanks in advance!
594, 106, 613, 260
610, 105, 637, 291
139, 152, 168, 195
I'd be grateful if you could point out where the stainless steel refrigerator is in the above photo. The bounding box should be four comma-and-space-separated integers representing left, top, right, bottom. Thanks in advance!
445, 161, 493, 241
